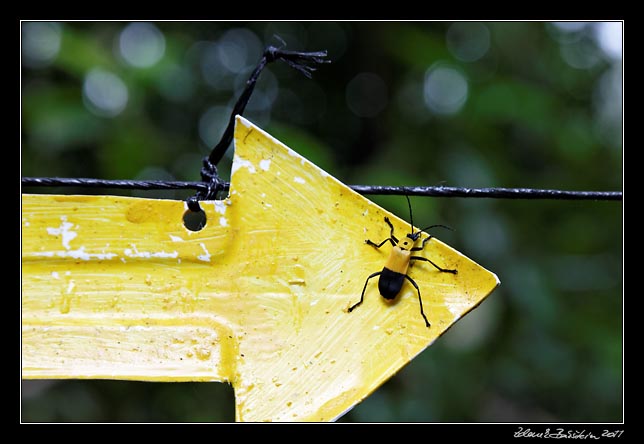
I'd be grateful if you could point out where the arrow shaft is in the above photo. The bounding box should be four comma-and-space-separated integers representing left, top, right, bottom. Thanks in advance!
22, 195, 239, 382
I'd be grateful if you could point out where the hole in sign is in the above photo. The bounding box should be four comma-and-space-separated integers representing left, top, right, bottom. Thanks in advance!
183, 208, 207, 232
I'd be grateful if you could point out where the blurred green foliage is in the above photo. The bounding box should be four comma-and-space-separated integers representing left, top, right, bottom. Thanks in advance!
21, 21, 622, 423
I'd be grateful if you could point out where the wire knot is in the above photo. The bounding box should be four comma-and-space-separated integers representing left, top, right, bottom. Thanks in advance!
186, 157, 224, 212
264, 45, 280, 63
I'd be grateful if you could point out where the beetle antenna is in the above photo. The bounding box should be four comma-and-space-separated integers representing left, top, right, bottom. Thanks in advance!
405, 193, 414, 235
420, 224, 454, 233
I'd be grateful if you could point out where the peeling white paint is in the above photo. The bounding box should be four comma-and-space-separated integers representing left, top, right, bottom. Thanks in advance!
51, 271, 60, 279
294, 177, 306, 184
219, 217, 228, 227
285, 147, 309, 168
119, 325, 150, 332
124, 244, 178, 259
231, 155, 256, 176
46, 216, 77, 250
213, 201, 227, 215
264, 202, 273, 208
33, 247, 117, 261
169, 235, 184, 242
197, 243, 211, 262
66, 280, 75, 294
259, 159, 271, 171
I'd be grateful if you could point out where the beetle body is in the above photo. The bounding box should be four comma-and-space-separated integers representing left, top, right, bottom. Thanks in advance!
378, 237, 414, 298
384, 244, 411, 278
378, 268, 406, 300
348, 205, 457, 327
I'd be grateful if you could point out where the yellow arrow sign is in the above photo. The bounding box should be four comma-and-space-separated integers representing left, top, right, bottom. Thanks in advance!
22, 116, 499, 422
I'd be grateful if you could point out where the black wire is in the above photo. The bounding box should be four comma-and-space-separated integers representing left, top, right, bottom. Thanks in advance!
206, 46, 329, 167
21, 177, 623, 201
21, 177, 210, 191
352, 185, 623, 200
185, 44, 329, 210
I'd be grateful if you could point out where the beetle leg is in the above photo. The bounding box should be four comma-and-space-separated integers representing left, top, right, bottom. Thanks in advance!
383, 217, 397, 241
349, 271, 382, 312
404, 275, 430, 328
410, 256, 457, 274
365, 237, 396, 248
365, 217, 399, 247
410, 234, 432, 252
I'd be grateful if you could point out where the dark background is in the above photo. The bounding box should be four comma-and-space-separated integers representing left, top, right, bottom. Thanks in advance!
21, 21, 622, 422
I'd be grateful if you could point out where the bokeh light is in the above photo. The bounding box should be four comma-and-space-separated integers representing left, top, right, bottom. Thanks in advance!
595, 22, 622, 60
216, 28, 263, 74
82, 68, 128, 117
200, 41, 233, 90
549, 22, 621, 69
118, 22, 166, 68
423, 64, 469, 115
446, 22, 491, 62
559, 34, 601, 70
21, 22, 62, 68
